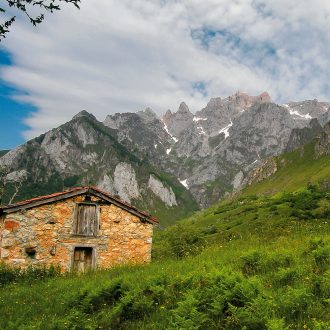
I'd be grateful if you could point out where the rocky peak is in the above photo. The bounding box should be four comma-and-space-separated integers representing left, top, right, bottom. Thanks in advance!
72, 110, 96, 121
257, 92, 272, 103
103, 115, 118, 129
162, 110, 173, 123
162, 103, 194, 137
206, 97, 222, 108
177, 102, 191, 114
136, 107, 158, 123
228, 91, 271, 108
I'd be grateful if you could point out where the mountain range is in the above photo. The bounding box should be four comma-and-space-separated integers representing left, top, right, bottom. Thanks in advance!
1, 91, 329, 225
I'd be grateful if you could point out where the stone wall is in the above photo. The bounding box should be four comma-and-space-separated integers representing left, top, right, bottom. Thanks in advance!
0, 195, 153, 271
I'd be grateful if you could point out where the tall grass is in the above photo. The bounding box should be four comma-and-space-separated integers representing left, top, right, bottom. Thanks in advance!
0, 185, 329, 329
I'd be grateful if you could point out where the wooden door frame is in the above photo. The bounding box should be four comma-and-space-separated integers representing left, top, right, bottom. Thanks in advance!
69, 244, 97, 270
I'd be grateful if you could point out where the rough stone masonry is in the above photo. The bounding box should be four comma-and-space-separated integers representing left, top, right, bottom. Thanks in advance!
0, 187, 157, 271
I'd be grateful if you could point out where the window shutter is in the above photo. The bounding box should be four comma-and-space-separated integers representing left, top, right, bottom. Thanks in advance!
75, 204, 97, 236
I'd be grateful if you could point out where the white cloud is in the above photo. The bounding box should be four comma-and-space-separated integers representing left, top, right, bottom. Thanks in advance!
1, 0, 330, 139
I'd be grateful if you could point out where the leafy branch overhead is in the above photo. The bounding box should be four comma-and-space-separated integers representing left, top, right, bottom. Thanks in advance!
0, 0, 80, 41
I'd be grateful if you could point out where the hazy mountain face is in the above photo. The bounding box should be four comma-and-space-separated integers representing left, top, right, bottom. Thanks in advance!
1, 92, 329, 218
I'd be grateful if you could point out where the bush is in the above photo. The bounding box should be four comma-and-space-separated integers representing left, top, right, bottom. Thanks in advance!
202, 225, 218, 235
277, 287, 311, 321
0, 263, 61, 287
165, 224, 205, 259
272, 268, 300, 288
0, 263, 20, 286
241, 250, 293, 277
241, 251, 263, 276
308, 239, 330, 273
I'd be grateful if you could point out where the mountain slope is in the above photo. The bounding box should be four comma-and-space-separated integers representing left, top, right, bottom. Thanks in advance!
160, 93, 329, 206
1, 149, 329, 329
1, 92, 329, 218
244, 122, 330, 196
0, 111, 198, 226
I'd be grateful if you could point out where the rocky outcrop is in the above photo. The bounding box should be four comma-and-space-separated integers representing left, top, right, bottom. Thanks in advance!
5, 170, 27, 182
247, 158, 278, 186
285, 119, 323, 152
315, 122, 330, 157
97, 174, 116, 195
232, 171, 244, 190
148, 175, 177, 207
285, 99, 330, 120
113, 163, 141, 203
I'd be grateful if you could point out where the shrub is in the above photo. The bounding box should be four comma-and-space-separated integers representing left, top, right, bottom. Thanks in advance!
308, 239, 330, 273
266, 318, 289, 330
311, 271, 330, 299
0, 263, 61, 287
277, 287, 311, 321
272, 268, 300, 288
78, 279, 128, 313
165, 224, 205, 259
0, 262, 20, 286
241, 250, 293, 277
241, 251, 263, 276
312, 246, 330, 272
202, 225, 218, 235
171, 271, 262, 329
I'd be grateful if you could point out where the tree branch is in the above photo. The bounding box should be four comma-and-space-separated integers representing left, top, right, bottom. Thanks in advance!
1, 0, 80, 41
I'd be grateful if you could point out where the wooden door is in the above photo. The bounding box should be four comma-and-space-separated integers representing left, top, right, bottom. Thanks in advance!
73, 247, 93, 272
76, 204, 97, 236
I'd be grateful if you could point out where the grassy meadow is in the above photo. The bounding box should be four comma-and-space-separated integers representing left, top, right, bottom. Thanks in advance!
0, 183, 329, 329
0, 143, 329, 329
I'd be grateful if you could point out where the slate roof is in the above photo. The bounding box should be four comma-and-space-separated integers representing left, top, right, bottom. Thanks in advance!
0, 186, 158, 224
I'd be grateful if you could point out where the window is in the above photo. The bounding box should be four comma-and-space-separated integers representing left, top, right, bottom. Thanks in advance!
72, 247, 93, 272
25, 247, 36, 259
74, 203, 98, 236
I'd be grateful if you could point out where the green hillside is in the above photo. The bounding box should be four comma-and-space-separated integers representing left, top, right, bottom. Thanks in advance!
243, 142, 330, 197
0, 138, 329, 329
0, 183, 329, 329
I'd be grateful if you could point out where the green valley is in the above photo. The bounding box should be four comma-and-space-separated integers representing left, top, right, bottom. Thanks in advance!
0, 138, 329, 329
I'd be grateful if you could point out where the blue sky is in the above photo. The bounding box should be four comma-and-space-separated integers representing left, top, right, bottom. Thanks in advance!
0, 50, 34, 149
1, 0, 330, 150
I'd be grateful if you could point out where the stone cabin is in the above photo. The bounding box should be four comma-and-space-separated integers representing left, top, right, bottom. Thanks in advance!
0, 186, 157, 272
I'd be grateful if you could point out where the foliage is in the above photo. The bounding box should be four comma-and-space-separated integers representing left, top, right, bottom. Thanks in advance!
63, 175, 80, 188
0, 263, 61, 287
0, 0, 80, 41
0, 184, 329, 328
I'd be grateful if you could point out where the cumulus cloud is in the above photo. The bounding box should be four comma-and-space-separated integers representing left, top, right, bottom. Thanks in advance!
1, 0, 330, 139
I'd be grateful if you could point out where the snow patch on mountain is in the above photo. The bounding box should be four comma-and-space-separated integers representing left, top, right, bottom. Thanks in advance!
219, 121, 233, 139
179, 179, 189, 189
163, 122, 178, 142
283, 104, 312, 120
197, 126, 206, 135
193, 117, 208, 122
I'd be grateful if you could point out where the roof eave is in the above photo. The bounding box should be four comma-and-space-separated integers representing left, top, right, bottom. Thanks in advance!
2, 187, 158, 225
